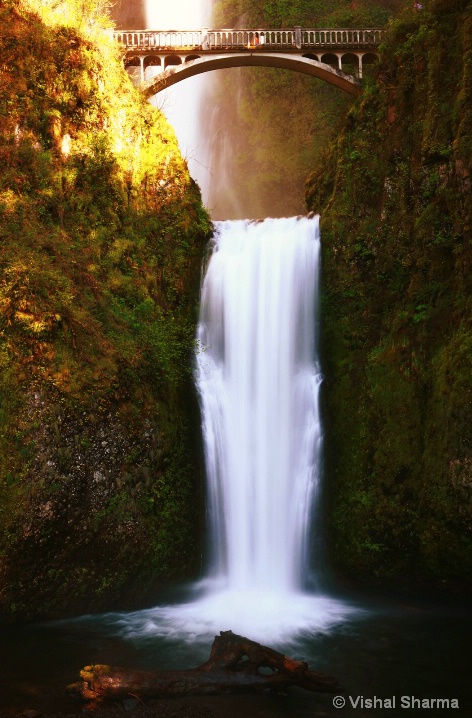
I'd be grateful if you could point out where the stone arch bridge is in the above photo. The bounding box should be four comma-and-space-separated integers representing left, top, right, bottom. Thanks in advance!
114, 27, 386, 98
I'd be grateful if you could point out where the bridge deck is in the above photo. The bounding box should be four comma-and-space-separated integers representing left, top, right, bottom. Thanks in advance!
114, 27, 386, 54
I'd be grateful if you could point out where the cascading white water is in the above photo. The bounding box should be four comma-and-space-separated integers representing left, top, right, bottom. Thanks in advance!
110, 215, 354, 643
196, 216, 322, 593
112, 1, 356, 646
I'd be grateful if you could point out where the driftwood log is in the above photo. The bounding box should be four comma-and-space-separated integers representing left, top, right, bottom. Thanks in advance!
67, 630, 341, 703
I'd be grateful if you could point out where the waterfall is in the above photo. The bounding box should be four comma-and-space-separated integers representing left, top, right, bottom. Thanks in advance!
112, 215, 354, 644
114, 1, 355, 646
198, 69, 247, 219
196, 216, 322, 592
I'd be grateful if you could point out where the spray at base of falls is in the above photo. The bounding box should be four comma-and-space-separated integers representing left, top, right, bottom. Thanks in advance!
107, 216, 356, 645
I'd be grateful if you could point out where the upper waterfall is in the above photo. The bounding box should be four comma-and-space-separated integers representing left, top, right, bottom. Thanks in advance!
144, 0, 213, 206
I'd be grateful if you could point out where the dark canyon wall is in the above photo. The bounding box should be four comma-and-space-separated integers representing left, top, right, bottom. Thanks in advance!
306, 0, 472, 593
0, 0, 210, 622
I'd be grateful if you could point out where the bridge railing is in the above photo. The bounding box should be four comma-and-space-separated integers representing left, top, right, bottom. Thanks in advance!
301, 28, 385, 46
114, 27, 387, 51
208, 29, 297, 48
114, 31, 202, 49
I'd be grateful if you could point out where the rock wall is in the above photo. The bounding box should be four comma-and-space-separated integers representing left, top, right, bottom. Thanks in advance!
0, 0, 211, 622
306, 0, 472, 593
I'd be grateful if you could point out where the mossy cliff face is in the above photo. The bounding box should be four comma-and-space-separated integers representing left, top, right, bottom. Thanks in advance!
0, 1, 212, 622
306, 0, 472, 592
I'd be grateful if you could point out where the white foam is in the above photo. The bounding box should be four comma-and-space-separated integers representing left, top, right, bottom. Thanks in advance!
114, 589, 355, 646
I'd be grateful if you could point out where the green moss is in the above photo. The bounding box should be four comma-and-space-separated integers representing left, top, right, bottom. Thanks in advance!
307, 0, 472, 592
0, 0, 211, 622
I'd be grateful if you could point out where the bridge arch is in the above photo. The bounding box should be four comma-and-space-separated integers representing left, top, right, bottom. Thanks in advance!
140, 53, 362, 98
117, 26, 386, 95
341, 52, 360, 76
361, 52, 378, 68
320, 53, 339, 68
164, 54, 182, 70
143, 56, 161, 73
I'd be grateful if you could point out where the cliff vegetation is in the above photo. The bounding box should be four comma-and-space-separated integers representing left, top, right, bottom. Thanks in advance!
0, 0, 211, 622
306, 0, 472, 592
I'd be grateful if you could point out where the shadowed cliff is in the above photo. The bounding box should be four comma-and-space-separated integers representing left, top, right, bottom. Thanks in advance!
306, 0, 472, 594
